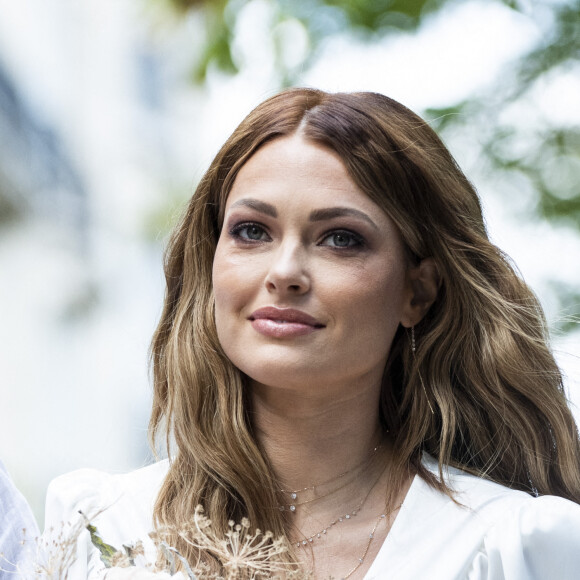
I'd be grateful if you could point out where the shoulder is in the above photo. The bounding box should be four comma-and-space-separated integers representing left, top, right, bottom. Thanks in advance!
46, 460, 168, 517
46, 458, 169, 495
469, 492, 580, 579
429, 456, 580, 525
43, 460, 169, 578
417, 456, 580, 579
46, 460, 168, 527
369, 455, 580, 579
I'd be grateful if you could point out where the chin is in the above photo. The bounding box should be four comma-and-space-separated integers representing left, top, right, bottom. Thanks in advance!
236, 359, 324, 391
245, 360, 358, 393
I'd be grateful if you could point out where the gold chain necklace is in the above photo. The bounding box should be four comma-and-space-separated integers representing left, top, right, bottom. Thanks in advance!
301, 501, 403, 580
340, 503, 402, 580
279, 467, 362, 513
278, 443, 381, 513
294, 459, 386, 548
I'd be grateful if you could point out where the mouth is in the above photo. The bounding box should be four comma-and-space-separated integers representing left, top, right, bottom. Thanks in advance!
248, 307, 325, 338
248, 307, 325, 327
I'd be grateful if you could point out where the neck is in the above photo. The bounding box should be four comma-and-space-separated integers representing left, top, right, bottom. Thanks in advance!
250, 379, 386, 492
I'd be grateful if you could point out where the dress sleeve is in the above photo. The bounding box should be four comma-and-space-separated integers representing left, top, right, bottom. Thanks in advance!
43, 469, 110, 579
467, 495, 580, 579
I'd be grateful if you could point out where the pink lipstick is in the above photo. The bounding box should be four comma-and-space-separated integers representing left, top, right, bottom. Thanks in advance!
248, 307, 325, 338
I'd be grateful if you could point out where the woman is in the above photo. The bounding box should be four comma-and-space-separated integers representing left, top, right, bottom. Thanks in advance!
45, 88, 580, 579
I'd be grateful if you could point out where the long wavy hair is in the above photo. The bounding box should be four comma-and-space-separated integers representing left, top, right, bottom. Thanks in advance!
149, 88, 580, 567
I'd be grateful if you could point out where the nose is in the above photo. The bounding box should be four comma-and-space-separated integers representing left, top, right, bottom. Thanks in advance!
264, 239, 310, 296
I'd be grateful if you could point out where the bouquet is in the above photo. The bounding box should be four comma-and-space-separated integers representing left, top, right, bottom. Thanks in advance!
7, 506, 307, 579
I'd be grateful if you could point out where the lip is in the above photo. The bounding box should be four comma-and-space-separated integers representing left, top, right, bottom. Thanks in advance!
248, 307, 325, 338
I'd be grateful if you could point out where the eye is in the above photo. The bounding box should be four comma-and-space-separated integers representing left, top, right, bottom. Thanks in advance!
319, 230, 364, 249
229, 222, 270, 242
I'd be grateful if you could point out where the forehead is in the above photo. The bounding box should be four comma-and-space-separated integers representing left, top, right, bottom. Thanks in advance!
225, 134, 383, 217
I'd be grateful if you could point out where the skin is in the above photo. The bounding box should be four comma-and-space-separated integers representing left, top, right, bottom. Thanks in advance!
212, 133, 438, 578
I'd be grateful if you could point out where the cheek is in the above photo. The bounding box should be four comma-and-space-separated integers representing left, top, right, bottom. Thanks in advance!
212, 250, 238, 328
212, 246, 262, 331
345, 264, 407, 340
212, 255, 241, 365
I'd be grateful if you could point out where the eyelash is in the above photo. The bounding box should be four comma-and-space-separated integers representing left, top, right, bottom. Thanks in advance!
228, 222, 366, 249
320, 230, 365, 249
229, 222, 271, 242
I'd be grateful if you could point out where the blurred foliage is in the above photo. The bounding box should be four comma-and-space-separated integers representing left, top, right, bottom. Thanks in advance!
548, 280, 580, 334
156, 0, 580, 224
427, 0, 580, 228
142, 185, 189, 243
0, 173, 25, 227
154, 0, 580, 329
158, 0, 451, 85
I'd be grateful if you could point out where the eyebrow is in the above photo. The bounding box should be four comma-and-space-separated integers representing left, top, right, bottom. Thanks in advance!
228, 198, 378, 230
309, 207, 378, 230
229, 198, 277, 217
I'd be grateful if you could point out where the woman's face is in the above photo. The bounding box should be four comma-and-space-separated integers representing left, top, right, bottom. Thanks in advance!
212, 134, 416, 394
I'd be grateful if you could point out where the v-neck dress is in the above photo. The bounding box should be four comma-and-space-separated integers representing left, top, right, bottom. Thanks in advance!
43, 456, 580, 579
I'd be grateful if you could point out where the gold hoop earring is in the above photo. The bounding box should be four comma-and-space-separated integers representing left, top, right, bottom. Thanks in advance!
411, 326, 435, 415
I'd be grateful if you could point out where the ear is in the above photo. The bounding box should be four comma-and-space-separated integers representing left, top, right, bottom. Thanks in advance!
400, 258, 440, 328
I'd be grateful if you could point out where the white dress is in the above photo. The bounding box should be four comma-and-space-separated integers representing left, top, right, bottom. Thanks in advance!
43, 456, 580, 579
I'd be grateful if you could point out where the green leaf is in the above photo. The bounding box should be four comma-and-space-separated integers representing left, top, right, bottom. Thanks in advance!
87, 522, 119, 567
320, 0, 447, 31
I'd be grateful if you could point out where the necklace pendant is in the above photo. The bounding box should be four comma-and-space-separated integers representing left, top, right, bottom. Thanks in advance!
291, 492, 297, 500
278, 503, 297, 512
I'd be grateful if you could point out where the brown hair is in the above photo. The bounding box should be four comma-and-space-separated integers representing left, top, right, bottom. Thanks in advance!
149, 88, 580, 567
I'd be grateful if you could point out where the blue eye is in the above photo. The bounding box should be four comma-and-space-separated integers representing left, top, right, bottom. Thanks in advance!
320, 230, 364, 248
230, 223, 269, 242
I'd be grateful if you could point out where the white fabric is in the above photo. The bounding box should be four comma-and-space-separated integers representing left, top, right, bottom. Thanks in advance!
43, 456, 580, 579
365, 457, 580, 579
0, 459, 40, 574
43, 462, 167, 579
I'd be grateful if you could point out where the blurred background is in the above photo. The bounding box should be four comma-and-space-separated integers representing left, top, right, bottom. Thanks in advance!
0, 0, 579, 527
